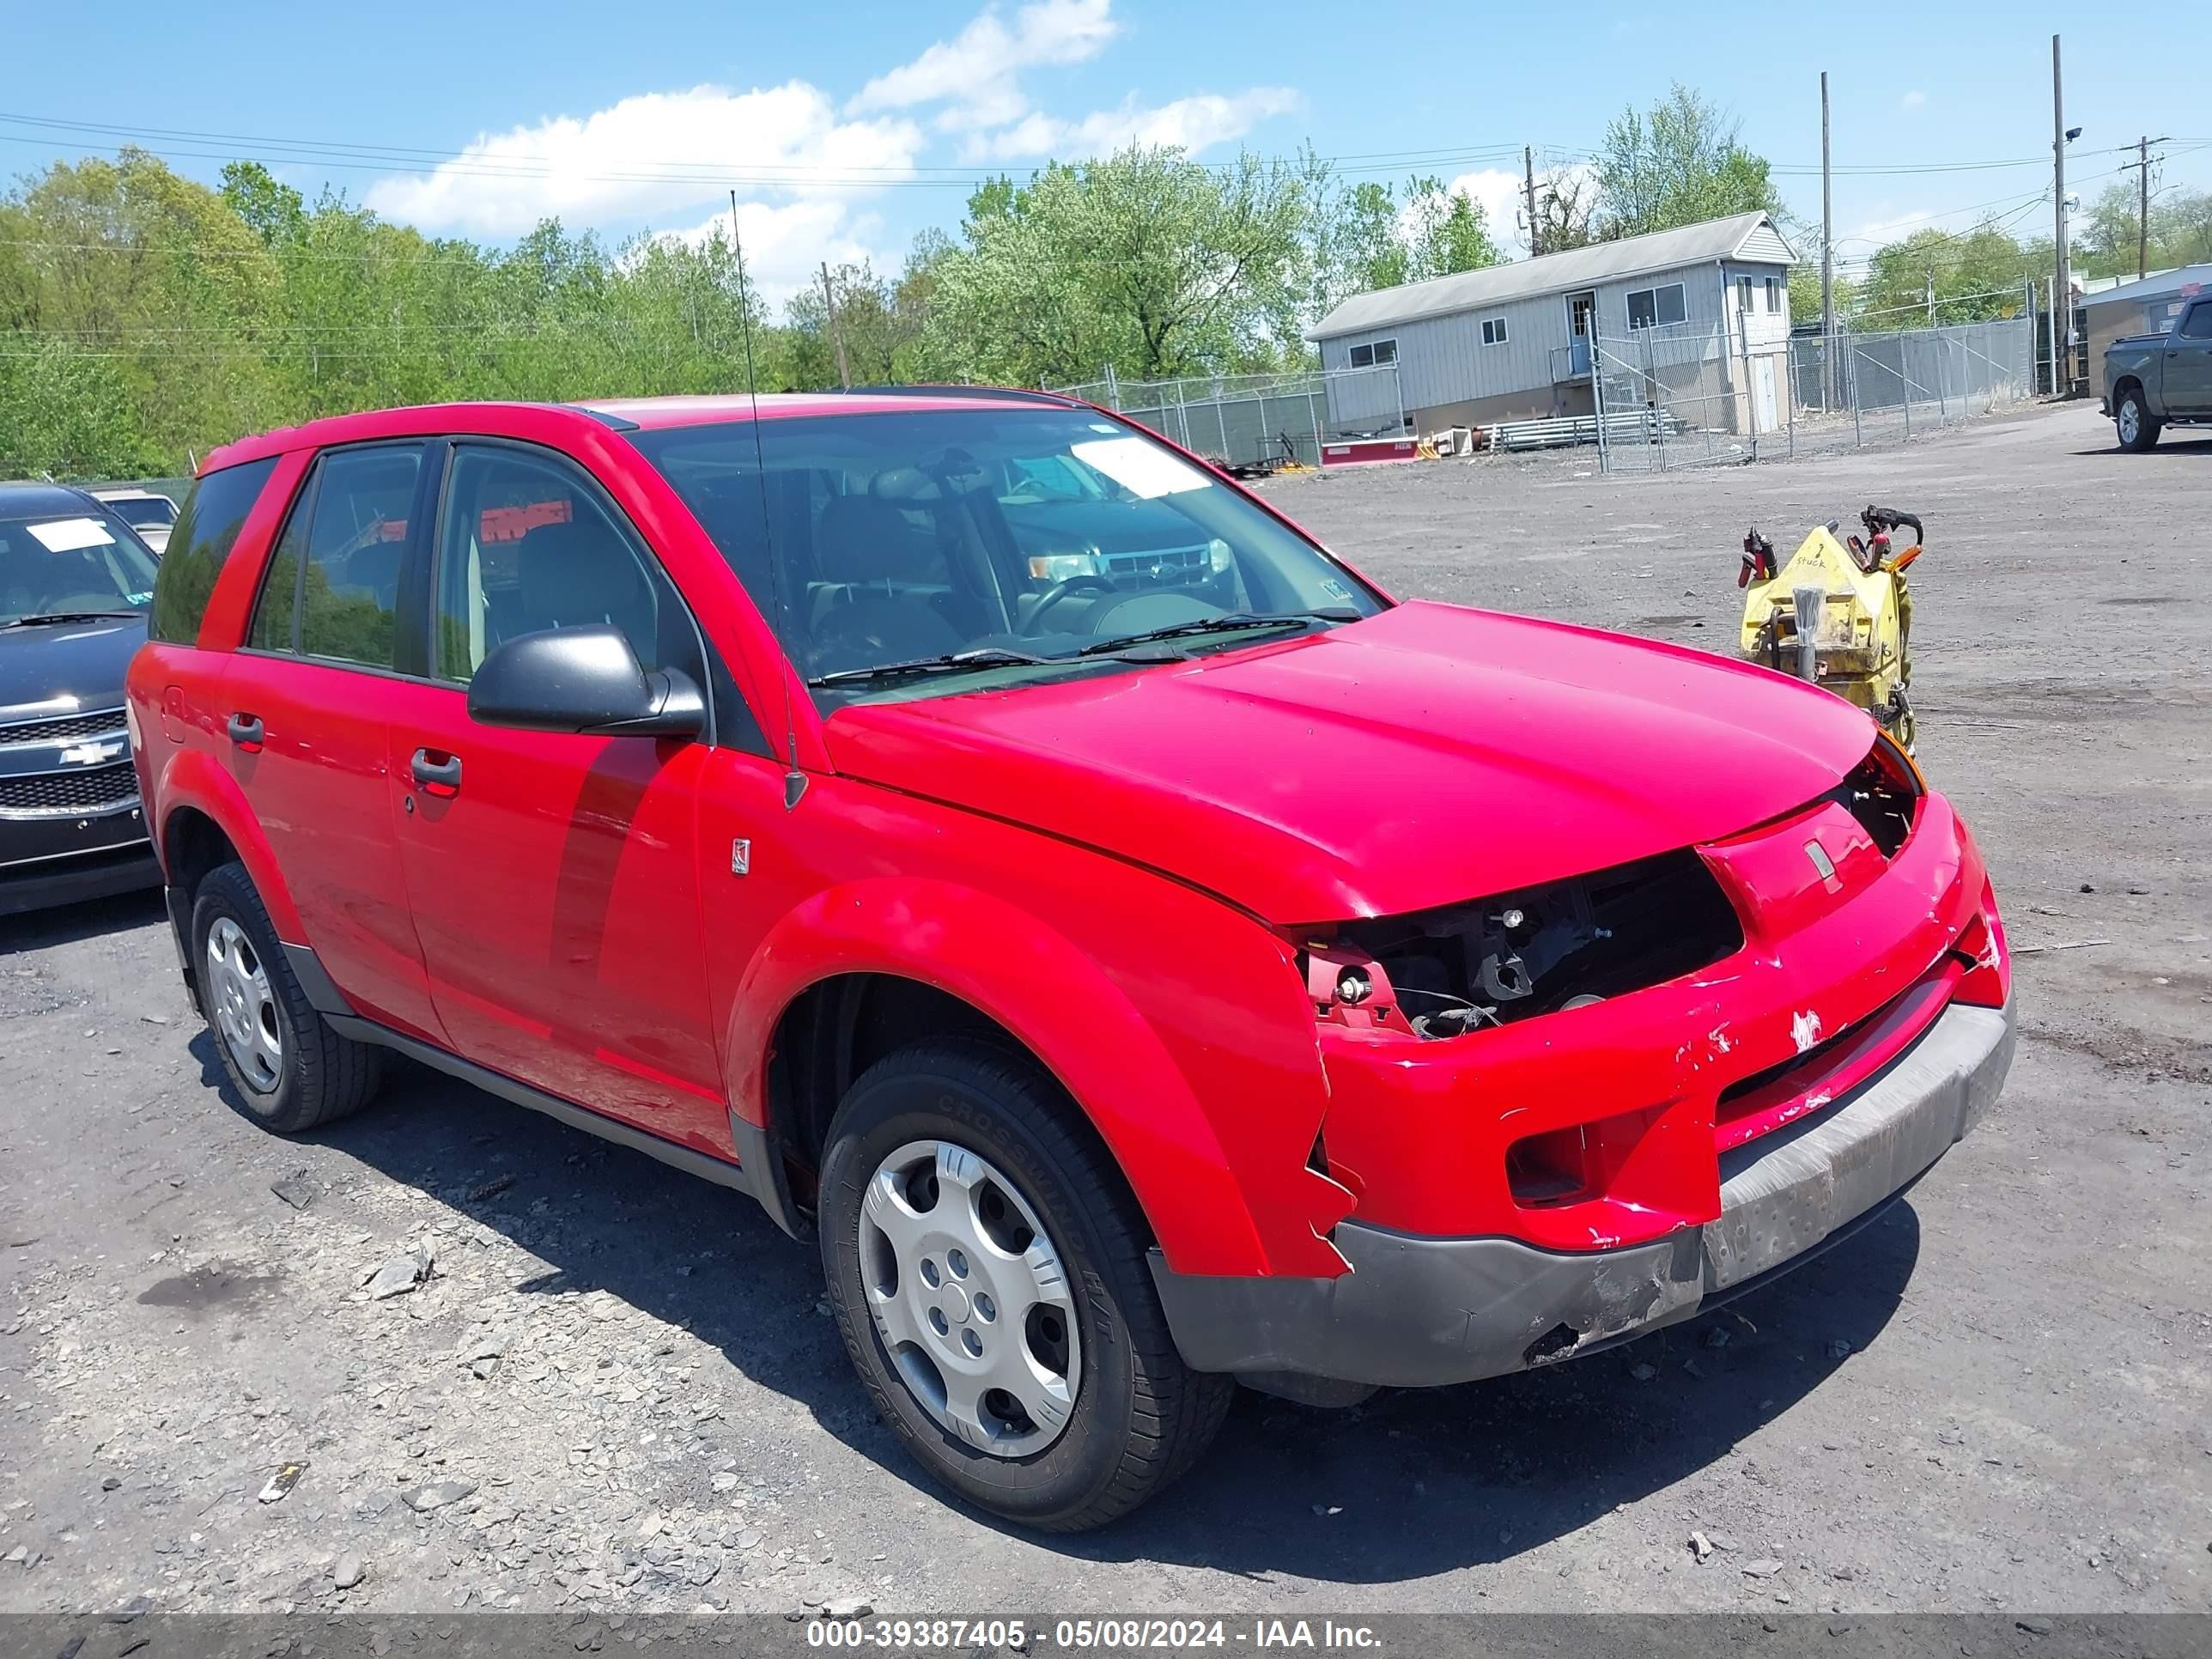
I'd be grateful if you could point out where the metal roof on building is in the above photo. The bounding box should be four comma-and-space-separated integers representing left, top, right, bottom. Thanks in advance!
2078, 264, 2212, 310
1306, 211, 1795, 341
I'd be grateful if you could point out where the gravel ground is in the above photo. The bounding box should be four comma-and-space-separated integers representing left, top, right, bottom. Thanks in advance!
0, 401, 2205, 1621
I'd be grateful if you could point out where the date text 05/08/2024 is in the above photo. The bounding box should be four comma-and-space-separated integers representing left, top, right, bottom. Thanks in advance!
804, 1619, 1383, 1650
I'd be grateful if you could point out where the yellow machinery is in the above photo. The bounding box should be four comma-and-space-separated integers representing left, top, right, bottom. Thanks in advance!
1737, 505, 1923, 750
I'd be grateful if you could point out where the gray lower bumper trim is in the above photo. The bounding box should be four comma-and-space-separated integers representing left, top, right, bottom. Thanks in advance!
1152, 995, 2015, 1390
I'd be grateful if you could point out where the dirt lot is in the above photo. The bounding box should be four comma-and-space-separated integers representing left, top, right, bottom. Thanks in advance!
1, 402, 2206, 1621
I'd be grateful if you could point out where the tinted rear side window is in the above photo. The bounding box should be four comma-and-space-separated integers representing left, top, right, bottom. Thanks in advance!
246, 444, 422, 671
148, 457, 279, 645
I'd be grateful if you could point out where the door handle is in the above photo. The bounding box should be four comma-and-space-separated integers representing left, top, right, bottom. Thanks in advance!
227, 713, 264, 748
410, 748, 462, 793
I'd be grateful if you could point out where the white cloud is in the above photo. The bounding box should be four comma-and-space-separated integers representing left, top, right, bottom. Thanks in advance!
966, 88, 1301, 161
357, 0, 1297, 295
649, 198, 893, 307
1442, 168, 1527, 250
1900, 89, 1928, 111
1447, 162, 1595, 257
363, 82, 922, 241
850, 0, 1118, 131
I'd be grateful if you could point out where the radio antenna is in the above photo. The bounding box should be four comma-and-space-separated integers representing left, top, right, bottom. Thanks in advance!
730, 188, 806, 809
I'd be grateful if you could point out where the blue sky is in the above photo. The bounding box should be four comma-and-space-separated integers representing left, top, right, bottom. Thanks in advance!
6, 0, 2208, 301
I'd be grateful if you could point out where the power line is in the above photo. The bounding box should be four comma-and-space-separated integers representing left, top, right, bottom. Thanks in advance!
0, 107, 2189, 194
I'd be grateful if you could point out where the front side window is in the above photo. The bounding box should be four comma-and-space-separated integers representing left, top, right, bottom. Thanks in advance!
250, 444, 422, 669
631, 405, 1386, 708
0, 504, 161, 627
1626, 283, 1687, 329
432, 444, 703, 690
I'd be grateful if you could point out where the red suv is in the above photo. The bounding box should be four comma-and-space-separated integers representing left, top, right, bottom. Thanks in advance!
130, 392, 2014, 1529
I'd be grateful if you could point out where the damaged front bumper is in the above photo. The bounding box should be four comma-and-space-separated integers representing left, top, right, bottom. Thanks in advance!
1151, 993, 2014, 1391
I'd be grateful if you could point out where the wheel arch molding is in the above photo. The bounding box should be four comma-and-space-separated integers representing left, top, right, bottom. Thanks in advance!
725, 877, 1322, 1279
152, 749, 307, 941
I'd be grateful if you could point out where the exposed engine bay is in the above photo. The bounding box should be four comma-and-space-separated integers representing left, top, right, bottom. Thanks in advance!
1304, 848, 1746, 1040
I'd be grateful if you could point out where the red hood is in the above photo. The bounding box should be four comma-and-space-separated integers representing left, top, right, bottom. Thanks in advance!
823, 600, 1881, 921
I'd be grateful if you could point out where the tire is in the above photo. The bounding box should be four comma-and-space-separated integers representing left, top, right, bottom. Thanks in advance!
818, 1038, 1233, 1530
190, 862, 385, 1133
2115, 386, 2160, 452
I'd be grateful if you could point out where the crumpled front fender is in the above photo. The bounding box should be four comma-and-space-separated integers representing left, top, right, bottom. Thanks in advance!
725, 876, 1353, 1279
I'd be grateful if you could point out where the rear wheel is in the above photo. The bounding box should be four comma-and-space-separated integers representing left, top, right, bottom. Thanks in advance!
817, 1039, 1233, 1530
191, 863, 385, 1133
2115, 386, 2160, 452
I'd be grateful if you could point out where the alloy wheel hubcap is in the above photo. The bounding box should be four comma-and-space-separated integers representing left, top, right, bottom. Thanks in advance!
2120, 402, 2139, 442
859, 1139, 1081, 1457
207, 917, 282, 1091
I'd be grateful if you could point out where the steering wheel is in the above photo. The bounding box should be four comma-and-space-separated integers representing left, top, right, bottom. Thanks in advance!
1022, 574, 1119, 635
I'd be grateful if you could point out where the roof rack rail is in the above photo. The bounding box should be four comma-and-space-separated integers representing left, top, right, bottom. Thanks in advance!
834, 384, 1078, 405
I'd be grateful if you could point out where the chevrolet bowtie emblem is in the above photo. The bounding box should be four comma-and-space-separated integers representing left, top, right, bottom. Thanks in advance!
58, 739, 122, 766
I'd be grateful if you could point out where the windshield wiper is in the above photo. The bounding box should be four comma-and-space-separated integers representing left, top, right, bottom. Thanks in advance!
806, 646, 1055, 689
1075, 607, 1362, 657
1, 610, 143, 628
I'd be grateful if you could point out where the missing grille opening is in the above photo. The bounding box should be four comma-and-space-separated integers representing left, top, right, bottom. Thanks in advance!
1334, 848, 1743, 1038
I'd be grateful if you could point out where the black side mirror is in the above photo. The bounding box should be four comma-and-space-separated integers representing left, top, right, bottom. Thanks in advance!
467, 624, 705, 738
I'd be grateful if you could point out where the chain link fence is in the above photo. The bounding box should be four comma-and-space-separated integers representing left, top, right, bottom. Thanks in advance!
1591, 315, 2036, 475
1051, 365, 1404, 468
1785, 319, 2036, 459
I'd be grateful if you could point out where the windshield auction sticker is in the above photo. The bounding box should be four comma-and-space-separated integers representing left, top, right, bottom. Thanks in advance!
1071, 436, 1211, 499
27, 516, 118, 552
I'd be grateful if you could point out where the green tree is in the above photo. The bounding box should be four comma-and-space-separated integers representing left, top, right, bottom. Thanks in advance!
1401, 176, 1502, 278
0, 338, 164, 478
1593, 84, 1783, 240
920, 146, 1316, 386
1857, 223, 2034, 326
220, 161, 307, 247
2073, 179, 2212, 281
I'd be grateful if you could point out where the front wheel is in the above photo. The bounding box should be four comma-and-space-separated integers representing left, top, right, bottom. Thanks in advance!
2115, 386, 2160, 452
817, 1039, 1233, 1530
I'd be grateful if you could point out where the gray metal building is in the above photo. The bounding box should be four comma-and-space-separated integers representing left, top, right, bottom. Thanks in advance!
2078, 264, 2212, 378
1307, 210, 1797, 434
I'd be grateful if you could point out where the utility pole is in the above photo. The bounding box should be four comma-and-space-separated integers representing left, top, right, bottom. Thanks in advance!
2051, 34, 2072, 393
818, 261, 851, 389
1523, 145, 1541, 258
1925, 267, 1936, 326
1820, 71, 1835, 403
2120, 134, 2171, 280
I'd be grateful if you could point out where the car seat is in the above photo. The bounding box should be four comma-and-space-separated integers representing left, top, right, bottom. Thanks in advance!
513, 521, 659, 664
808, 495, 961, 674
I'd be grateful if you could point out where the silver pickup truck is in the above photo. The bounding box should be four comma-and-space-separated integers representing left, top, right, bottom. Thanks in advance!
2105, 293, 2212, 450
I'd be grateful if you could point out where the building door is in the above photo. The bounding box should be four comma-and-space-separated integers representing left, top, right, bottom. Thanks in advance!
1566, 291, 1595, 376
1753, 355, 1779, 433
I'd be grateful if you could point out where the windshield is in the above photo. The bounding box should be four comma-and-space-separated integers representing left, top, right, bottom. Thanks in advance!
629, 405, 1384, 707
104, 495, 177, 530
0, 509, 161, 625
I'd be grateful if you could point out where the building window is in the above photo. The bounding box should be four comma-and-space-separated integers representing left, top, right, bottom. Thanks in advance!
1738, 276, 1754, 313
1480, 316, 1509, 346
1348, 337, 1397, 368
1626, 283, 1687, 330
1765, 276, 1783, 313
